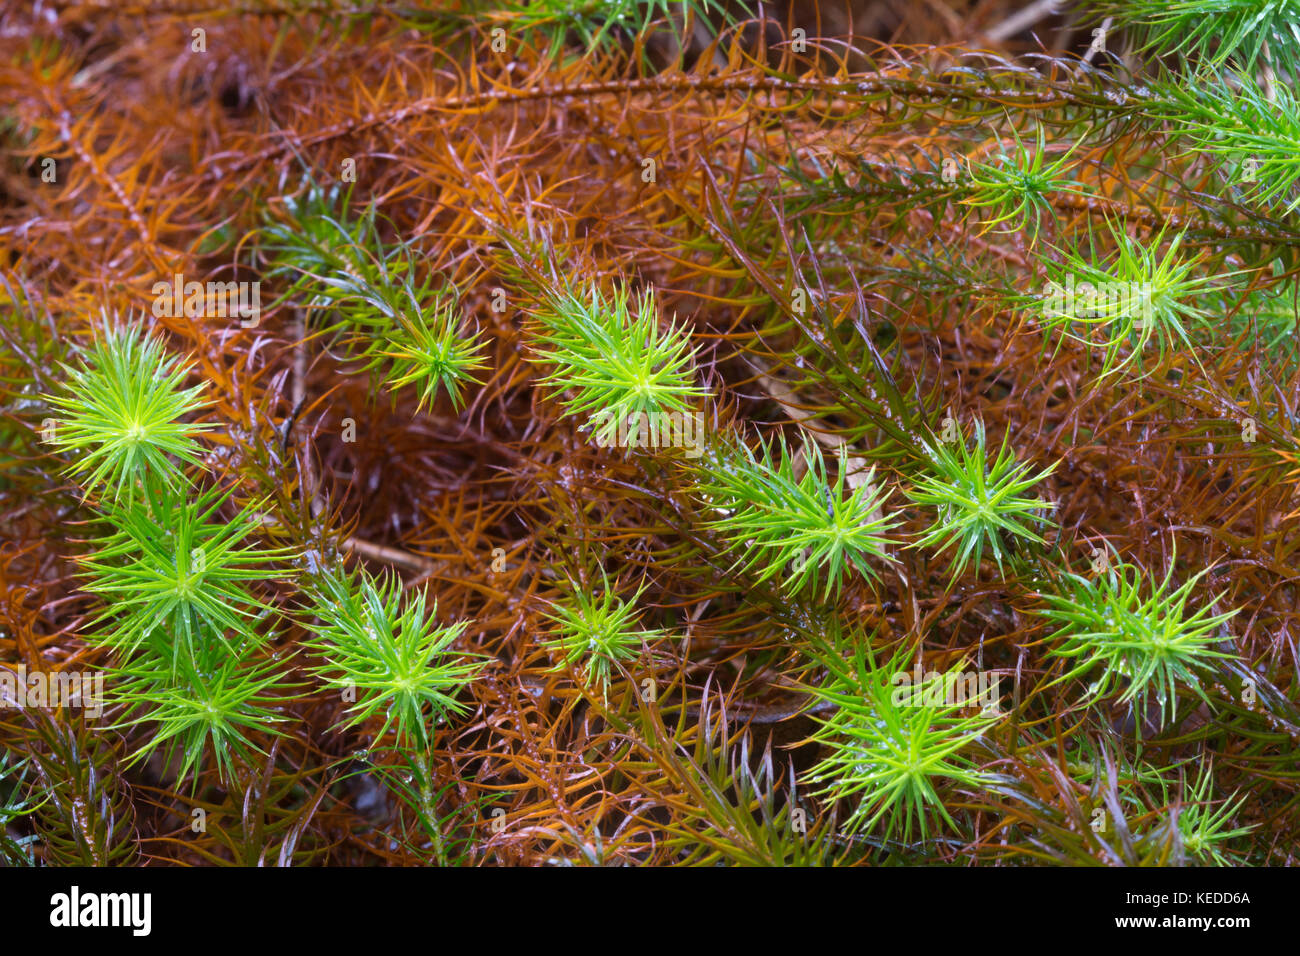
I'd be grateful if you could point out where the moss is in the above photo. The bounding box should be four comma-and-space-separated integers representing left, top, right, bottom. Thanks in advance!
0, 0, 1292, 867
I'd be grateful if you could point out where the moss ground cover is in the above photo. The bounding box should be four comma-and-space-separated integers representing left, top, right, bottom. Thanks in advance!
0, 0, 1296, 867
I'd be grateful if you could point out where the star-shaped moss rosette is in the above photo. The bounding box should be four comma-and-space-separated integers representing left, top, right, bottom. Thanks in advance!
302, 567, 485, 748
1172, 762, 1256, 866
44, 323, 212, 503
697, 434, 898, 601
804, 637, 996, 846
961, 123, 1094, 244
539, 573, 660, 697
907, 419, 1057, 583
1035, 551, 1240, 728
259, 183, 487, 413
111, 649, 293, 785
529, 283, 705, 447
1036, 220, 1230, 380
377, 302, 488, 413
81, 482, 292, 673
